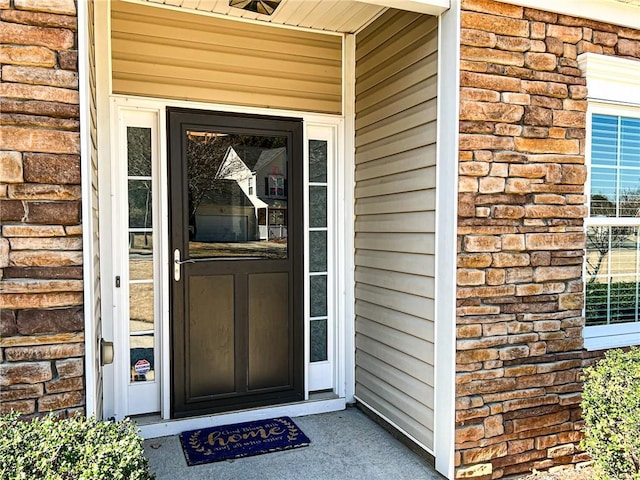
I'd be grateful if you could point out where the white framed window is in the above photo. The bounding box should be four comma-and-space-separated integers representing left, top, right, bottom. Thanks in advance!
267, 174, 285, 197
580, 53, 640, 350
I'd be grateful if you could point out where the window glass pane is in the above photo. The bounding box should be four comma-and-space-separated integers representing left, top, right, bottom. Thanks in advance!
310, 275, 327, 318
127, 127, 152, 176
130, 282, 154, 332
130, 334, 155, 382
310, 319, 327, 362
129, 233, 153, 281
590, 115, 640, 218
129, 180, 153, 228
309, 186, 327, 228
309, 230, 327, 273
585, 226, 640, 326
610, 280, 638, 324
621, 117, 640, 167
590, 167, 617, 217
619, 168, 640, 217
591, 114, 618, 167
186, 132, 288, 260
585, 282, 609, 326
309, 140, 327, 183
609, 229, 639, 280
586, 226, 611, 283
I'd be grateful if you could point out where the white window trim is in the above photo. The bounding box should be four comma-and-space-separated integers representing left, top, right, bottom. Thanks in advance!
578, 53, 640, 107
581, 53, 640, 351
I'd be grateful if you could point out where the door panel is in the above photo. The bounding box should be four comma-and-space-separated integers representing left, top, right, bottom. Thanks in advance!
169, 108, 303, 417
248, 272, 290, 390
188, 274, 235, 397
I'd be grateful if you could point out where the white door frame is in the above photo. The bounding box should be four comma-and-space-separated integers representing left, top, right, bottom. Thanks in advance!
91, 0, 356, 424
105, 95, 353, 432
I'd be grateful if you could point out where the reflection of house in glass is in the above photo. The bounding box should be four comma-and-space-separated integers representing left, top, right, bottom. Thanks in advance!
193, 145, 287, 243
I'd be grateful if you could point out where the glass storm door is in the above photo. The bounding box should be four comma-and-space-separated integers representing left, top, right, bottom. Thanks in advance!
168, 109, 304, 418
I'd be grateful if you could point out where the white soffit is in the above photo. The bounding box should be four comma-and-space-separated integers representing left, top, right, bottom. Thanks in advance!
137, 0, 388, 33
503, 0, 639, 29
355, 0, 449, 16
578, 52, 640, 106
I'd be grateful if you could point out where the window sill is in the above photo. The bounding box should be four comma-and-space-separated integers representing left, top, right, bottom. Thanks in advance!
584, 323, 640, 351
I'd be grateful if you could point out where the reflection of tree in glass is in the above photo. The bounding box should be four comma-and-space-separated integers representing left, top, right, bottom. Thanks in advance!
309, 140, 327, 182
186, 133, 230, 220
127, 128, 152, 244
186, 133, 287, 218
128, 127, 151, 176
587, 190, 640, 283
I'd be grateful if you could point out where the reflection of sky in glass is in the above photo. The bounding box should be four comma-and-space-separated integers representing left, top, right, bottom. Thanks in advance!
590, 115, 640, 218
592, 115, 618, 167
621, 117, 640, 167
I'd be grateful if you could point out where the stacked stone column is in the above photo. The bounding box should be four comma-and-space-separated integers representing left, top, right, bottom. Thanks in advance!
0, 0, 84, 417
455, 0, 640, 478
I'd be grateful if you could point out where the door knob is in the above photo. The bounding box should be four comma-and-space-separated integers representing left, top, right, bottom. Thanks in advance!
101, 339, 114, 366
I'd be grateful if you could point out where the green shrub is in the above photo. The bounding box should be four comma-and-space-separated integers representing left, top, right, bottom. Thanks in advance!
0, 413, 155, 480
581, 347, 640, 480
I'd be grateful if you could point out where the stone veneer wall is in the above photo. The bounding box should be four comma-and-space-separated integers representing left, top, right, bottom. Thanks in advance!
455, 0, 640, 478
0, 0, 85, 417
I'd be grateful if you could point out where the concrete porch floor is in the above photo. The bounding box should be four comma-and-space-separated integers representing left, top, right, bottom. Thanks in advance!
144, 406, 444, 480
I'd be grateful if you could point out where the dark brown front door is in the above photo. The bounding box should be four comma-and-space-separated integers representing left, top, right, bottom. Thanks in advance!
168, 108, 303, 418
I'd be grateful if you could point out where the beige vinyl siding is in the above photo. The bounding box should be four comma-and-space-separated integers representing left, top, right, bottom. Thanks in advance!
354, 9, 438, 450
111, 0, 342, 114
88, 0, 103, 418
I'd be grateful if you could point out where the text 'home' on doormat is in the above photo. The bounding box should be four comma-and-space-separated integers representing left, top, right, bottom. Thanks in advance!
179, 416, 311, 466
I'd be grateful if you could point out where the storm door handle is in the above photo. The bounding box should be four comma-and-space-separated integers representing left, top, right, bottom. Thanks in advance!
173, 249, 193, 281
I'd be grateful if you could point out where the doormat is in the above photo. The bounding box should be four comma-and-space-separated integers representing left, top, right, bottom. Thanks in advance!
179, 417, 311, 466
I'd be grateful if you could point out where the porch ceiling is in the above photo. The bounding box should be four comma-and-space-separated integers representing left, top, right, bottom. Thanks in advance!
138, 0, 388, 33
611, 0, 640, 5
